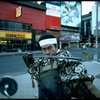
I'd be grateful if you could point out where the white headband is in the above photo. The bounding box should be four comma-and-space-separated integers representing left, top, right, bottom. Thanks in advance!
39, 38, 57, 47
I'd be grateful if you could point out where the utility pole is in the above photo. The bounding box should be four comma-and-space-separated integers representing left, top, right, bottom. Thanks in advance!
94, 1, 98, 61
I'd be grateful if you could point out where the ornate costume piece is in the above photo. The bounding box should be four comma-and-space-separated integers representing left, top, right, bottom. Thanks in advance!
23, 49, 94, 82
56, 49, 94, 82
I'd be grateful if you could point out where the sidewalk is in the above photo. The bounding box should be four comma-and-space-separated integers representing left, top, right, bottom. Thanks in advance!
83, 61, 100, 90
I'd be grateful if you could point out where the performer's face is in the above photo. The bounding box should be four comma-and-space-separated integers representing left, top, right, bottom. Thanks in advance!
41, 44, 57, 56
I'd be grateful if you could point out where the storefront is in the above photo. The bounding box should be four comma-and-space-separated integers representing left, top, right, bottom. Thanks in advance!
0, 1, 46, 51
60, 28, 80, 49
0, 20, 32, 52
0, 30, 32, 52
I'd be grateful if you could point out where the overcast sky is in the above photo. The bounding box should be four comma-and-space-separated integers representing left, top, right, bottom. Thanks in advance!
82, 1, 95, 15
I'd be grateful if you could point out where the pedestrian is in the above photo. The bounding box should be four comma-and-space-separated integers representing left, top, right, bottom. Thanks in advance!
23, 32, 100, 99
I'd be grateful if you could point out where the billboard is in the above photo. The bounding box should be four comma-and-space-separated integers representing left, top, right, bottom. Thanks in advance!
61, 1, 81, 28
46, 1, 61, 17
46, 1, 61, 29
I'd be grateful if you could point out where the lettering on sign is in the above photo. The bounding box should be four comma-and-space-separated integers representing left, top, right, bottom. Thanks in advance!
6, 33, 25, 38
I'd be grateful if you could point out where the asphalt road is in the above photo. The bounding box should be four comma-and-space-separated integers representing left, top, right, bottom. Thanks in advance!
0, 48, 100, 76
0, 55, 27, 76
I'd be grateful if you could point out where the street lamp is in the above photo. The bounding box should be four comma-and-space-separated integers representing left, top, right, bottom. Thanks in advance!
37, 1, 42, 5
94, 1, 98, 61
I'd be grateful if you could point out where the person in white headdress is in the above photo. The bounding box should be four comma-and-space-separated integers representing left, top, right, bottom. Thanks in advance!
23, 32, 100, 99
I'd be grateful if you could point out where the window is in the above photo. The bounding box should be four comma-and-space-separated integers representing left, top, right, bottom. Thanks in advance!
4, 21, 9, 29
0, 20, 32, 32
0, 21, 4, 29
15, 23, 23, 31
23, 24, 32, 32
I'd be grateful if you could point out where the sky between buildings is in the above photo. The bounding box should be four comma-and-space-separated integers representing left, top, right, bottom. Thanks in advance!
82, 1, 95, 15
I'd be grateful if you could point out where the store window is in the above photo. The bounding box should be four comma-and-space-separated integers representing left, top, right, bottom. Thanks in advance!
0, 21, 4, 29
0, 20, 32, 32
0, 20, 32, 52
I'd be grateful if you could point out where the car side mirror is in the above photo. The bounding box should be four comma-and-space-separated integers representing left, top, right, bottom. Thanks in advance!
0, 76, 18, 99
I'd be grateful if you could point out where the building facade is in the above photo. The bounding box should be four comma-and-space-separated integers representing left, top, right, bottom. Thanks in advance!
81, 11, 100, 48
60, 1, 81, 49
81, 12, 92, 46
0, 1, 82, 52
0, 1, 46, 52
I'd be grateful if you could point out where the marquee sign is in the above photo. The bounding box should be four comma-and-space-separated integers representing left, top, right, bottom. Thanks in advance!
0, 30, 32, 39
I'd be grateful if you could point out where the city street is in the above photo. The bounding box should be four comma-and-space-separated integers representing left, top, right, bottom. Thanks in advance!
0, 1, 100, 99
0, 48, 100, 76
0, 60, 100, 99
0, 49, 100, 99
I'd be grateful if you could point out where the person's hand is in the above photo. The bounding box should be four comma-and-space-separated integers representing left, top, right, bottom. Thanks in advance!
23, 52, 34, 68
